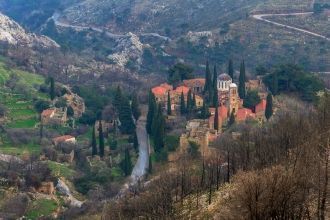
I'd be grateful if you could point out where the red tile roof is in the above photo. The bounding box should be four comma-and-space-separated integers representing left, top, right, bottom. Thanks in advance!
53, 135, 75, 143
183, 78, 205, 87
237, 108, 255, 121
255, 99, 267, 113
175, 86, 190, 95
152, 83, 173, 96
41, 109, 55, 117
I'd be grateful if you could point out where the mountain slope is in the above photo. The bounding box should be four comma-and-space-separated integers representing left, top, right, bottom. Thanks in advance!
0, 12, 59, 48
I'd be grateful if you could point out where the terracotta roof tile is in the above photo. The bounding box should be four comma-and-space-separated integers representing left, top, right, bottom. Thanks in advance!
255, 99, 267, 113
41, 109, 55, 117
237, 108, 255, 121
175, 86, 190, 95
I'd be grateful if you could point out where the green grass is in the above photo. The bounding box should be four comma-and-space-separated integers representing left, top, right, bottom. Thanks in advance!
0, 142, 40, 156
25, 199, 58, 220
47, 161, 76, 179
7, 118, 38, 128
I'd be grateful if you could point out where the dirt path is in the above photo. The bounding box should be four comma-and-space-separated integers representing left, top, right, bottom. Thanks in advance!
252, 12, 330, 42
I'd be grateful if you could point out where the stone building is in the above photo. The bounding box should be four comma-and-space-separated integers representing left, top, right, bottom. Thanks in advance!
52, 135, 76, 146
63, 93, 86, 118
37, 182, 55, 195
182, 78, 205, 94
41, 107, 67, 126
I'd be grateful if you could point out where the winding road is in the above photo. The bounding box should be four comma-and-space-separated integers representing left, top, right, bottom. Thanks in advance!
252, 12, 330, 42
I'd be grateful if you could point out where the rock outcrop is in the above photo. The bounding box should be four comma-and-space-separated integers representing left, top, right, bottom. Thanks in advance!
0, 13, 59, 48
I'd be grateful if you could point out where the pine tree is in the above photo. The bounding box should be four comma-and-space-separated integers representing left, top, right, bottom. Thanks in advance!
148, 155, 152, 174
214, 107, 219, 131
98, 121, 105, 157
228, 111, 236, 126
228, 59, 234, 79
238, 60, 246, 99
272, 73, 278, 96
146, 91, 156, 134
204, 61, 212, 93
265, 93, 273, 120
119, 96, 136, 134
180, 91, 186, 115
131, 94, 141, 121
49, 77, 55, 100
91, 126, 97, 156
167, 92, 172, 116
113, 86, 122, 110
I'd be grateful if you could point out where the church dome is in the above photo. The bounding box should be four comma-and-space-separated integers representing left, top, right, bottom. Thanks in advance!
230, 83, 237, 88
218, 73, 231, 81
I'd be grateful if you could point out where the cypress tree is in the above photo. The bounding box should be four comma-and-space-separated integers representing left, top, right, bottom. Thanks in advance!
153, 106, 165, 153
272, 73, 278, 96
213, 87, 219, 107
123, 148, 132, 176
187, 89, 192, 112
265, 93, 273, 120
192, 93, 196, 109
167, 92, 172, 116
113, 86, 122, 110
131, 94, 141, 121
228, 111, 236, 127
146, 91, 156, 134
50, 77, 55, 100
119, 96, 136, 134
133, 131, 139, 153
151, 104, 160, 137
98, 121, 105, 157
204, 61, 212, 93
214, 107, 219, 131
213, 65, 218, 90
180, 91, 186, 115
200, 102, 209, 119
228, 59, 234, 79
148, 155, 152, 174
238, 60, 246, 99
92, 126, 97, 156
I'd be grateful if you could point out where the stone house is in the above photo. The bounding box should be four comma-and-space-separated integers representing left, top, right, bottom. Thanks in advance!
41, 107, 67, 126
52, 135, 76, 146
37, 182, 55, 195
182, 78, 205, 94
63, 93, 86, 118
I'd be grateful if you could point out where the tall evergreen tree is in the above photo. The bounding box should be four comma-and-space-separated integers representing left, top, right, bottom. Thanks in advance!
151, 104, 160, 137
204, 61, 212, 93
238, 60, 246, 99
122, 148, 132, 176
146, 91, 156, 134
119, 96, 136, 134
265, 93, 273, 120
49, 77, 55, 100
133, 132, 139, 153
272, 73, 279, 96
113, 86, 122, 110
131, 94, 141, 121
214, 107, 219, 131
91, 126, 97, 156
213, 65, 218, 90
200, 102, 209, 119
187, 89, 193, 112
228, 59, 234, 79
167, 92, 172, 116
213, 87, 219, 107
180, 91, 186, 115
192, 93, 196, 109
148, 155, 152, 174
153, 106, 165, 153
228, 111, 236, 126
98, 121, 105, 157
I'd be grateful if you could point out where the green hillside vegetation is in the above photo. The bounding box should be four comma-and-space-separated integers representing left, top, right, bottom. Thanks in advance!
25, 199, 58, 220
0, 62, 47, 155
